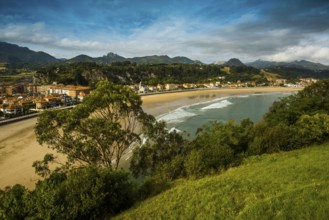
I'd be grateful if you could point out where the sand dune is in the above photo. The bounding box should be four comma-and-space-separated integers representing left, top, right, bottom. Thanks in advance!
0, 87, 301, 189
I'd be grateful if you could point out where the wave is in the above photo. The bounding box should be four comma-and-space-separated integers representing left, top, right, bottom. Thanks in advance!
157, 108, 197, 123
201, 100, 233, 110
235, 95, 250, 98
168, 127, 182, 133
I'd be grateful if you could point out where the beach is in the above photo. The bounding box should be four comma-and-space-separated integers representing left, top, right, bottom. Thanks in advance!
0, 87, 301, 189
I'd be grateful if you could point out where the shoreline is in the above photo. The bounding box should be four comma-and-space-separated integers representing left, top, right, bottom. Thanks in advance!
141, 86, 301, 116
0, 86, 302, 189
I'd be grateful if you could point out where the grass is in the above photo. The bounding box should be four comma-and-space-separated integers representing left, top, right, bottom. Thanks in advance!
221, 67, 231, 74
261, 69, 279, 81
114, 143, 329, 219
0, 72, 35, 84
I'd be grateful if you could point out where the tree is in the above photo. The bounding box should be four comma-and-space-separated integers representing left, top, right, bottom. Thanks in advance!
0, 184, 30, 219
185, 120, 253, 177
265, 79, 329, 126
35, 80, 155, 172
30, 167, 135, 219
295, 113, 329, 146
130, 121, 187, 181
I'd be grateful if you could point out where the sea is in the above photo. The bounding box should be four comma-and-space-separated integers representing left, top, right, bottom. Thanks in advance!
157, 92, 294, 138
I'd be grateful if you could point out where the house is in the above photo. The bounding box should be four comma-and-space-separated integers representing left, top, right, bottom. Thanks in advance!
35, 99, 50, 109
1, 103, 23, 115
157, 84, 164, 91
77, 92, 86, 102
275, 79, 287, 86
138, 82, 149, 93
37, 85, 50, 95
4, 84, 25, 95
127, 84, 139, 92
183, 83, 196, 89
48, 84, 91, 99
165, 84, 178, 90
299, 78, 318, 86
24, 83, 38, 94
147, 86, 157, 92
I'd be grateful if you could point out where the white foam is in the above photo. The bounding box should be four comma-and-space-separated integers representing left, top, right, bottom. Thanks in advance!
235, 95, 250, 98
201, 100, 233, 110
168, 127, 182, 133
157, 108, 197, 123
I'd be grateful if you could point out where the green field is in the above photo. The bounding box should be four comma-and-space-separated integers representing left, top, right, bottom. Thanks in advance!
114, 143, 329, 219
0, 72, 35, 85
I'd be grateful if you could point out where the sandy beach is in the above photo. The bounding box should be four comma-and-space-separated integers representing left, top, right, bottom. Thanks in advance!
0, 87, 301, 189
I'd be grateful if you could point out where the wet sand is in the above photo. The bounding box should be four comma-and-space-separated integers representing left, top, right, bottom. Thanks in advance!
0, 87, 301, 189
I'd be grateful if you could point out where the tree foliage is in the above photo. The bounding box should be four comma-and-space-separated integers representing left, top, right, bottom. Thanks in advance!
185, 119, 253, 177
0, 185, 30, 219
35, 80, 154, 172
130, 121, 187, 181
30, 167, 134, 219
265, 79, 329, 126
0, 167, 135, 220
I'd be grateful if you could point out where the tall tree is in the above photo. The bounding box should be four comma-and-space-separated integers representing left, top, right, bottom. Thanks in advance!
34, 80, 155, 172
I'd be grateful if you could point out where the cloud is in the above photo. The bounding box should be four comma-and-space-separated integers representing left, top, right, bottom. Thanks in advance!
0, 0, 329, 64
264, 45, 329, 64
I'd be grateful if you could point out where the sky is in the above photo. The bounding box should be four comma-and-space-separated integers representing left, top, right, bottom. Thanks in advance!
0, 0, 329, 64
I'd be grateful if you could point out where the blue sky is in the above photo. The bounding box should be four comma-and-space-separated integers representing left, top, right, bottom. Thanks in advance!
0, 0, 329, 64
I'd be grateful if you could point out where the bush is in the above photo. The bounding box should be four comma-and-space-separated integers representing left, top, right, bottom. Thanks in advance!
295, 113, 329, 146
185, 120, 252, 177
29, 167, 135, 219
0, 184, 30, 219
131, 121, 187, 181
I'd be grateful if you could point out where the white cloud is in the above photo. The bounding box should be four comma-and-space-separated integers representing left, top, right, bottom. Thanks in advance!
264, 43, 329, 64
1, 18, 329, 65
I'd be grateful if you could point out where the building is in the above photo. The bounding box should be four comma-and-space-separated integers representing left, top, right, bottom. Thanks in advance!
165, 84, 178, 90
48, 84, 91, 99
275, 79, 287, 86
37, 85, 50, 95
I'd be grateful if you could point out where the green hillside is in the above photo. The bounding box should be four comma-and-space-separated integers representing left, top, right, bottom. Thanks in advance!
114, 143, 329, 219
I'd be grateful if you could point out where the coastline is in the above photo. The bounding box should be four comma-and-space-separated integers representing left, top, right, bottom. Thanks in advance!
141, 87, 302, 116
0, 86, 302, 189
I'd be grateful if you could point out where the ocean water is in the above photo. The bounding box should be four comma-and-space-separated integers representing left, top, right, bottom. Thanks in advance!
157, 92, 293, 138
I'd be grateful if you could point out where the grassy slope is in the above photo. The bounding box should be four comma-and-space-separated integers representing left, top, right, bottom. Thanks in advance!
115, 143, 329, 219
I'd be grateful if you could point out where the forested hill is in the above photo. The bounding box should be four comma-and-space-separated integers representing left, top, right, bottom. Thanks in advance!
0, 42, 58, 64
34, 62, 266, 86
0, 41, 201, 65
68, 53, 203, 64
248, 59, 329, 70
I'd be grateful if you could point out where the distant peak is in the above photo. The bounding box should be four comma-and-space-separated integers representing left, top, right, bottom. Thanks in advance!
224, 58, 245, 66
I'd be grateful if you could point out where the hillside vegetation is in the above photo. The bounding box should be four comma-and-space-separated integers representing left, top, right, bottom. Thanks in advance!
115, 142, 329, 219
2, 80, 329, 219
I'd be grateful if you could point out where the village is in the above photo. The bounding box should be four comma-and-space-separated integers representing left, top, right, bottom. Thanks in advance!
0, 77, 316, 119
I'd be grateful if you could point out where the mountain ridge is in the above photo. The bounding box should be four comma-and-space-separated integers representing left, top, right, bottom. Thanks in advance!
0, 42, 201, 65
247, 59, 329, 70
0, 41, 58, 64
1, 41, 329, 69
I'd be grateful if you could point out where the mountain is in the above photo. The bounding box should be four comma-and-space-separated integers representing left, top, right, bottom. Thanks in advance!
0, 42, 58, 64
97, 52, 127, 63
291, 60, 329, 70
69, 53, 202, 64
0, 41, 201, 65
128, 55, 202, 64
223, 58, 245, 66
248, 59, 329, 70
68, 54, 95, 62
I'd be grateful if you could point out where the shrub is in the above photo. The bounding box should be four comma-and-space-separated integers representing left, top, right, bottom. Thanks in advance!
30, 167, 135, 219
0, 184, 30, 219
